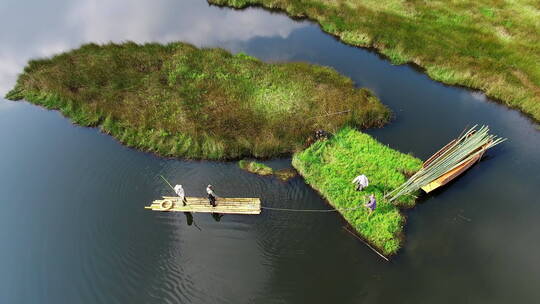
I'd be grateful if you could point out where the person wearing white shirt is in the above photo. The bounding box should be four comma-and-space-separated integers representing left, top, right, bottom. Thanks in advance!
174, 184, 186, 206
352, 174, 369, 191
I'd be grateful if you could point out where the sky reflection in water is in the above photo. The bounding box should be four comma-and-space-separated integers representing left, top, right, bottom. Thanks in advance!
0, 0, 305, 93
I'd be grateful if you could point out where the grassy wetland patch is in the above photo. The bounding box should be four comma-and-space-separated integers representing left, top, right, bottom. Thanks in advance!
292, 127, 422, 255
209, 0, 540, 122
239, 160, 274, 175
239, 160, 298, 181
6, 42, 390, 159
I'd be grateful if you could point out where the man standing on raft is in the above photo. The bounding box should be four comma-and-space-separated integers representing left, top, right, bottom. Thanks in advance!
207, 184, 217, 207
174, 184, 186, 206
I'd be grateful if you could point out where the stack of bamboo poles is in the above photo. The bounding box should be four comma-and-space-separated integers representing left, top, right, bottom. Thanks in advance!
385, 125, 506, 203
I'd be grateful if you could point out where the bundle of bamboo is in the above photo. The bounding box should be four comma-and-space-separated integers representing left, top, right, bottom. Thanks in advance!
385, 125, 506, 203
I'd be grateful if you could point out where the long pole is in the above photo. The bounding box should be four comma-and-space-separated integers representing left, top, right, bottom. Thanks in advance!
342, 227, 389, 261
160, 175, 176, 193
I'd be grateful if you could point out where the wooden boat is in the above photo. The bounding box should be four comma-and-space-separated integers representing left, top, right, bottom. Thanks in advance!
145, 196, 261, 215
422, 138, 458, 169
385, 125, 504, 204
421, 141, 490, 193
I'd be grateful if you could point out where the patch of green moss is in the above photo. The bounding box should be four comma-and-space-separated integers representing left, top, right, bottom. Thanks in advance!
238, 160, 274, 175
239, 160, 297, 181
292, 127, 422, 255
6, 42, 390, 159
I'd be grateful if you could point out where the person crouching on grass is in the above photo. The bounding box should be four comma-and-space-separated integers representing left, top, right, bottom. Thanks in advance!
352, 174, 369, 191
365, 194, 376, 216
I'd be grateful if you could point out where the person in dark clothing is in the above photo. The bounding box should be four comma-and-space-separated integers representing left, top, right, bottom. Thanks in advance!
206, 184, 217, 207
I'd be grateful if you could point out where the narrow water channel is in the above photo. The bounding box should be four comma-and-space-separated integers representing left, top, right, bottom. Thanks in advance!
1, 0, 539, 303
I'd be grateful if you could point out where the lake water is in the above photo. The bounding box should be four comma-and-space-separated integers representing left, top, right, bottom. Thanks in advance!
1, 0, 539, 303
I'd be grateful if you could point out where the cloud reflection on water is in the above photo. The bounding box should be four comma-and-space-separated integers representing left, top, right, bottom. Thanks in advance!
0, 0, 305, 94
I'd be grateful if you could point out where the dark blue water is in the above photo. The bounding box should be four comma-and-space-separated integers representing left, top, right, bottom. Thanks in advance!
1, 0, 539, 303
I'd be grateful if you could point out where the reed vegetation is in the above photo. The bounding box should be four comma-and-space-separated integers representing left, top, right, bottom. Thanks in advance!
292, 127, 422, 255
239, 160, 274, 175
6, 42, 390, 159
210, 0, 540, 122
239, 160, 297, 181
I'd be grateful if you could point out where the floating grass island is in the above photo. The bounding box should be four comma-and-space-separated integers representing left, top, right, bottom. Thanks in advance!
239, 160, 274, 176
6, 42, 390, 159
209, 0, 540, 122
239, 159, 297, 181
293, 127, 422, 255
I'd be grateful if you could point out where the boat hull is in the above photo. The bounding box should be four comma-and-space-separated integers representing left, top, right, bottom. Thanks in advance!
421, 151, 484, 193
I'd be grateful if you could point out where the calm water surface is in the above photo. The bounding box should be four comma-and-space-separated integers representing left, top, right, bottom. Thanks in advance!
1, 0, 539, 303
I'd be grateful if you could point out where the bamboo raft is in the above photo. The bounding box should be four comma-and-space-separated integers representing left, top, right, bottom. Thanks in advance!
145, 196, 261, 214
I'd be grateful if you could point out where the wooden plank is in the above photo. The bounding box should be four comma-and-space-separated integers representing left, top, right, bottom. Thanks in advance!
145, 196, 261, 215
